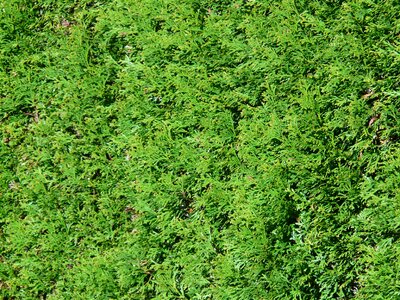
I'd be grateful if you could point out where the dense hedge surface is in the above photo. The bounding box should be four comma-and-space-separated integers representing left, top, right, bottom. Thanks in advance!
1, 0, 400, 299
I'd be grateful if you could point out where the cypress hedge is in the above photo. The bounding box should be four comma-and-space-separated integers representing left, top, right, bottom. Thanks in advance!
1, 0, 400, 298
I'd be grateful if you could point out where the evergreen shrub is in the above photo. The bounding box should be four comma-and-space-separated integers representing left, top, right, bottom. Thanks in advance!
1, 0, 400, 298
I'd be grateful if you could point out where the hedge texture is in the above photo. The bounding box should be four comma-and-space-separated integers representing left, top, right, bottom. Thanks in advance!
1, 0, 400, 299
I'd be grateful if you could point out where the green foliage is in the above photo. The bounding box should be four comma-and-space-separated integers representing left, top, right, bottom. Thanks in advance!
1, 0, 400, 298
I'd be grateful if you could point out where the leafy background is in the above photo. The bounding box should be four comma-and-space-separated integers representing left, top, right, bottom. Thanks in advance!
1, 0, 400, 299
